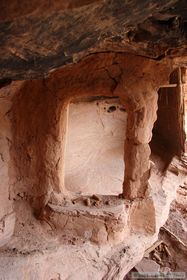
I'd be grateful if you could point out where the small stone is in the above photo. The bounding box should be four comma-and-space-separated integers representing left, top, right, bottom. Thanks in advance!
72, 197, 82, 204
95, 200, 101, 207
92, 194, 101, 201
84, 198, 91, 207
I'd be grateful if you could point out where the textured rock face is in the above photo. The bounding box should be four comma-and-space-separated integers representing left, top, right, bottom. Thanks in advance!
0, 0, 186, 80
65, 98, 127, 195
183, 69, 187, 152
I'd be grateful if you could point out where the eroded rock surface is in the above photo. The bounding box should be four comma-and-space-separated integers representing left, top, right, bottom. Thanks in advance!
0, 0, 186, 80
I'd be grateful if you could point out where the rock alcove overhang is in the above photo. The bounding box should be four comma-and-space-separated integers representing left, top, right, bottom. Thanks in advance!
0, 0, 186, 81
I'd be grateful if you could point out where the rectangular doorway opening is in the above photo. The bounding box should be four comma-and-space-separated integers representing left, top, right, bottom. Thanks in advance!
64, 96, 127, 196
150, 70, 184, 169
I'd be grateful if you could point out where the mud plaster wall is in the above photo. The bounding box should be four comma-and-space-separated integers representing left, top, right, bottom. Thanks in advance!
65, 98, 127, 195
183, 69, 187, 153
5, 53, 173, 212
0, 82, 24, 246
9, 64, 119, 211
0, 90, 12, 219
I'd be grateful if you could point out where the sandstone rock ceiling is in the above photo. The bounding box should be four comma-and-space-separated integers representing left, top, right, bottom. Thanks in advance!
0, 0, 186, 81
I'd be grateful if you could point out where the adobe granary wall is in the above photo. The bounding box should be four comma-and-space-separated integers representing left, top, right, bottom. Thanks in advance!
0, 53, 186, 279
4, 53, 177, 209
